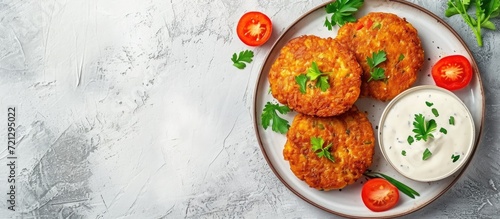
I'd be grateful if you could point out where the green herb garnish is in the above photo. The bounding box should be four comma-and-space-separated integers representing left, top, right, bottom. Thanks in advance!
451, 154, 460, 162
364, 171, 420, 199
231, 50, 254, 69
311, 137, 335, 162
317, 75, 330, 91
324, 0, 365, 30
412, 114, 437, 142
440, 127, 448, 134
295, 62, 330, 93
367, 50, 387, 82
445, 0, 500, 47
425, 101, 434, 107
423, 148, 433, 160
398, 54, 405, 62
407, 136, 415, 145
449, 116, 455, 125
295, 74, 308, 94
432, 108, 439, 117
261, 102, 291, 134
402, 150, 407, 156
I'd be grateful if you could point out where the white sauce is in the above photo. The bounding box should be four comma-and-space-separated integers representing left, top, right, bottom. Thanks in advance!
379, 86, 475, 182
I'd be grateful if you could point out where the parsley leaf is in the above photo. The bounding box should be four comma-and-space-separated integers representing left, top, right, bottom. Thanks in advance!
324, 0, 365, 30
231, 50, 254, 69
295, 62, 330, 93
311, 137, 335, 162
261, 102, 291, 134
368, 68, 386, 82
445, 0, 500, 46
449, 116, 455, 125
402, 150, 407, 156
367, 50, 387, 82
307, 61, 323, 80
295, 74, 308, 94
367, 50, 387, 68
423, 148, 433, 160
425, 101, 434, 107
412, 114, 437, 141
451, 154, 460, 162
317, 76, 330, 92
440, 127, 448, 134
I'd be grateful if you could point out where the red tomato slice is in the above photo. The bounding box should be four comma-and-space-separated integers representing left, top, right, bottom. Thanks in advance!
361, 178, 399, 212
236, 11, 272, 46
431, 55, 473, 91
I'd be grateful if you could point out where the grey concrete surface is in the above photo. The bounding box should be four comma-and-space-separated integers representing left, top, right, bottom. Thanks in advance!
0, 0, 498, 218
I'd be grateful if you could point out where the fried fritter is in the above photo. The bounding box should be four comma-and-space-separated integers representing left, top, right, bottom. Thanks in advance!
336, 12, 424, 101
268, 35, 362, 117
283, 106, 375, 191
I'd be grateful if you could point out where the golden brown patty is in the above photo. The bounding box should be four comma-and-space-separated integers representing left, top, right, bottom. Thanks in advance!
283, 106, 375, 191
268, 35, 362, 117
336, 12, 424, 101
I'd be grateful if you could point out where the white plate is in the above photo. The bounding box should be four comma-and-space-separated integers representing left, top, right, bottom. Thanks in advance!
252, 0, 484, 218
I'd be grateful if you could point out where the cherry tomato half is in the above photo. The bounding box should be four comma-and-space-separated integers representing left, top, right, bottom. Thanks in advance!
236, 11, 272, 46
431, 55, 473, 91
361, 178, 399, 212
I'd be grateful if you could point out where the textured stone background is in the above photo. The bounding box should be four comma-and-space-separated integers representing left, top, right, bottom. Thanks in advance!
0, 0, 498, 218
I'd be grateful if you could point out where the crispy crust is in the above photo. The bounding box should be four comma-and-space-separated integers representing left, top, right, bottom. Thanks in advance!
268, 35, 362, 117
336, 12, 424, 101
283, 106, 375, 191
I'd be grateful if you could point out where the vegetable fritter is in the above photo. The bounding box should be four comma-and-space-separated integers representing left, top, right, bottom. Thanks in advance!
336, 12, 424, 101
268, 35, 362, 117
283, 106, 375, 191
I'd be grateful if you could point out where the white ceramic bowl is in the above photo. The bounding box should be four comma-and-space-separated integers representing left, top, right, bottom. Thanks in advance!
378, 85, 475, 182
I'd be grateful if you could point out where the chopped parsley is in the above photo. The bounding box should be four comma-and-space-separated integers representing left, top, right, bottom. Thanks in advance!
407, 136, 414, 145
423, 148, 432, 160
432, 108, 439, 117
451, 154, 460, 163
398, 54, 405, 62
449, 116, 455, 125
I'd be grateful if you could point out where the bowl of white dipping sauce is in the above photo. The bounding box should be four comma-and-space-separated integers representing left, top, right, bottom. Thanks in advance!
378, 85, 475, 182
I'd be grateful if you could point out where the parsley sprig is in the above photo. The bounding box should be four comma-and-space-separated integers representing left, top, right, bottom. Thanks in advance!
295, 62, 330, 94
445, 0, 500, 47
364, 171, 420, 199
324, 0, 365, 30
261, 102, 291, 134
311, 137, 335, 162
231, 50, 254, 69
367, 50, 387, 82
412, 114, 437, 142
